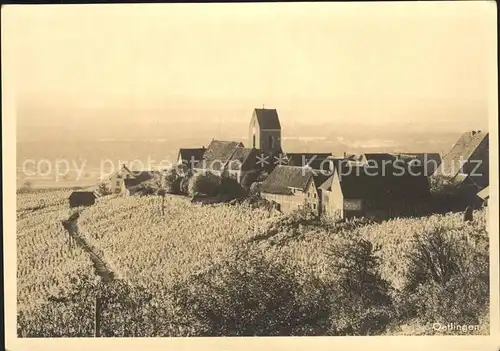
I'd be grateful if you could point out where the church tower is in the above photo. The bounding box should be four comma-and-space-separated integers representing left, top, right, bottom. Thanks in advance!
249, 108, 282, 157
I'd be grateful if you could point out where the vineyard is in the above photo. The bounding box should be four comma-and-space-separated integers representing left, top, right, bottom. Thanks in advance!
17, 189, 490, 336
17, 189, 95, 314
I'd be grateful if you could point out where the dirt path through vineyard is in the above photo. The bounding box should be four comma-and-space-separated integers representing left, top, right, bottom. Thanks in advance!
63, 213, 115, 282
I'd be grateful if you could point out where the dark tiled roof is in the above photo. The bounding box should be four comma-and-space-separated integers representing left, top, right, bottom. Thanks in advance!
337, 165, 430, 200
254, 108, 281, 130
396, 153, 442, 176
285, 153, 333, 171
320, 164, 430, 200
178, 148, 206, 164
69, 191, 96, 200
261, 165, 314, 195
123, 171, 158, 189
361, 153, 397, 165
434, 131, 488, 182
227, 148, 257, 171
194, 140, 244, 171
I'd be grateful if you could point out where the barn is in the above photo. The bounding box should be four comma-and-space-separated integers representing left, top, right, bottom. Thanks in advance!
177, 147, 206, 168
320, 163, 431, 220
69, 191, 97, 208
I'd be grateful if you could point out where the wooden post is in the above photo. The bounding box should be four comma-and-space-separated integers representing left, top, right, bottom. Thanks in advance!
162, 195, 165, 216
94, 296, 101, 337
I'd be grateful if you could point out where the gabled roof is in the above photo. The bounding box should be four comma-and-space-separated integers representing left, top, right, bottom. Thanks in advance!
319, 175, 334, 191
312, 173, 330, 188
194, 140, 244, 171
123, 171, 158, 189
285, 152, 333, 170
69, 191, 97, 200
108, 164, 134, 180
434, 131, 488, 180
261, 165, 314, 195
253, 108, 281, 130
178, 148, 206, 164
227, 148, 257, 171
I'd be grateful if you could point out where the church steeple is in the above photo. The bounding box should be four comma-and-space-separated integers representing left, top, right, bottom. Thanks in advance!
249, 108, 282, 157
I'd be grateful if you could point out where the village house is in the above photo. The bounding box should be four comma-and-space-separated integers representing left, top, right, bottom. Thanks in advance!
108, 164, 157, 195
432, 130, 489, 192
177, 147, 206, 169
260, 165, 328, 215
193, 140, 259, 184
320, 163, 431, 220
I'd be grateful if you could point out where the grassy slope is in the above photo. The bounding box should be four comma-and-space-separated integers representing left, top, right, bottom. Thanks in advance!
19, 189, 488, 334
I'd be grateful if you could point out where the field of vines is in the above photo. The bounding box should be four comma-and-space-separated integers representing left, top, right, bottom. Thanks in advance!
78, 195, 281, 289
17, 189, 95, 314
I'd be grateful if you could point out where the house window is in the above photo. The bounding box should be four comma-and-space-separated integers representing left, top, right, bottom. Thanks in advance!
269, 135, 274, 149
116, 175, 121, 179
313, 203, 317, 210
313, 193, 317, 198
116, 181, 120, 187
115, 188, 121, 194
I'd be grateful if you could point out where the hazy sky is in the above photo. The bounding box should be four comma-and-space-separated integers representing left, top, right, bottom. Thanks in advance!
4, 2, 496, 130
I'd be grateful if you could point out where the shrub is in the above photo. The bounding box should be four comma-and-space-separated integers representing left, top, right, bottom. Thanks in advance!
172, 250, 331, 336
188, 172, 221, 197
218, 177, 246, 200
400, 225, 489, 329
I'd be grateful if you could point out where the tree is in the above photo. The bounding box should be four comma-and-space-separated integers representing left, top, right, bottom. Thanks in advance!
96, 182, 112, 196
179, 176, 190, 195
188, 172, 221, 197
163, 167, 180, 194
326, 236, 393, 335
249, 181, 262, 196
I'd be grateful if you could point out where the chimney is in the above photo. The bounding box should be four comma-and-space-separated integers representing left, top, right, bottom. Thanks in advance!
343, 151, 346, 158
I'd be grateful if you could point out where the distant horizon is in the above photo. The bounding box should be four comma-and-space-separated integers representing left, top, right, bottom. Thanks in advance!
6, 2, 494, 137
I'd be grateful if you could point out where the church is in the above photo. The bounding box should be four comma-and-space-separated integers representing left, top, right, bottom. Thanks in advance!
180, 108, 287, 185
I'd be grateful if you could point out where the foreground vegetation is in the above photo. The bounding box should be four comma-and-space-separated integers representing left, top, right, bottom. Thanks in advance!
17, 189, 489, 336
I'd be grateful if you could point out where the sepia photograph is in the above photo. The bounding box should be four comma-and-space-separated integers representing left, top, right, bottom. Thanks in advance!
2, 1, 498, 348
